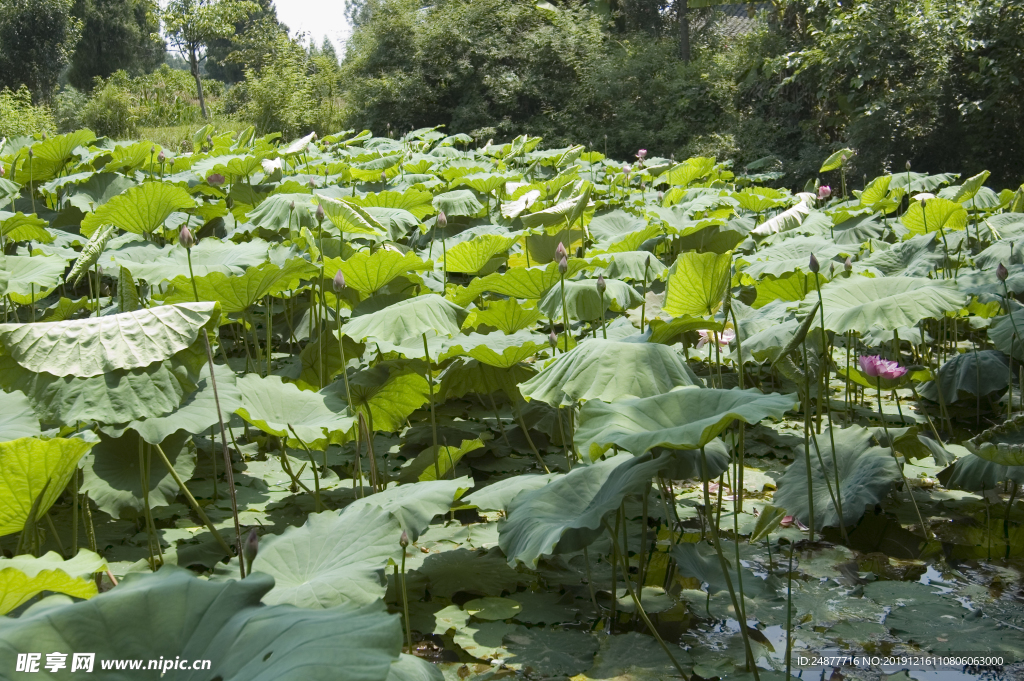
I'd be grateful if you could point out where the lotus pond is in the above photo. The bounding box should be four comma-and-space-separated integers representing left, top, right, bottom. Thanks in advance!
1, 128, 1024, 681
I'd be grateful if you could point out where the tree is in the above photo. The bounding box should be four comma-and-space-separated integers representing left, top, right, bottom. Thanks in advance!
163, 0, 257, 118
204, 0, 282, 83
0, 0, 83, 101
66, 0, 165, 90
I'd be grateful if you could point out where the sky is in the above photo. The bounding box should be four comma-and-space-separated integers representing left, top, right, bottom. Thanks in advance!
274, 0, 351, 53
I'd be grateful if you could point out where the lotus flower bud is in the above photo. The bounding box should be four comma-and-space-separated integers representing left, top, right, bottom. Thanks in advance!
243, 528, 259, 568
558, 255, 568, 275
399, 531, 409, 548
208, 173, 225, 186
206, 134, 213, 147
555, 242, 568, 262
906, 160, 912, 171
315, 203, 325, 223
817, 185, 831, 200
829, 262, 835, 277
549, 330, 558, 348
158, 151, 165, 163
27, 147, 33, 159
380, 171, 388, 183
289, 201, 295, 211
179, 225, 194, 249
333, 269, 346, 292
657, 191, 664, 203
0, 165, 4, 177
637, 149, 647, 160
997, 263, 1009, 281
844, 256, 853, 272
808, 253, 819, 274
150, 145, 155, 155
309, 177, 316, 188
436, 210, 447, 230
597, 274, 606, 294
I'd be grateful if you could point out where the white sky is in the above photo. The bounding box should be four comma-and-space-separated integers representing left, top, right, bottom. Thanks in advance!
273, 0, 351, 53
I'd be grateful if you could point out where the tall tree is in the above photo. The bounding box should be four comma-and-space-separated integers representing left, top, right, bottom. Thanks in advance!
0, 0, 83, 101
67, 0, 165, 90
163, 0, 257, 118
204, 0, 282, 83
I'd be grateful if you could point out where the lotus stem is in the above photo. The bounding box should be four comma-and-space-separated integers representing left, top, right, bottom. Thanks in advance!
203, 329, 245, 577
812, 276, 846, 541
785, 540, 795, 680
288, 426, 322, 513
153, 442, 233, 557
1001, 278, 1021, 420
512, 398, 550, 473
800, 343, 816, 542
82, 491, 96, 553
139, 440, 162, 570
875, 377, 931, 542
559, 271, 570, 350
186, 246, 199, 303
582, 545, 602, 619
700, 446, 760, 678
422, 332, 440, 478
602, 517, 690, 680
70, 471, 78, 557
399, 538, 413, 653
335, 297, 354, 410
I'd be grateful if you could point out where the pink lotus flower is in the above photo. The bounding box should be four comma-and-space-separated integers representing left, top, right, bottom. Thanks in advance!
207, 173, 225, 186
858, 355, 908, 380
637, 149, 647, 159
818, 185, 831, 200
697, 328, 736, 350
780, 515, 809, 530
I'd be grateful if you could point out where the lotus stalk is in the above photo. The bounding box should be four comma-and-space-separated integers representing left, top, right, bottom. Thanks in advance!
399, 531, 413, 653
153, 442, 233, 557
998, 263, 1020, 420
860, 355, 931, 541
596, 275, 607, 339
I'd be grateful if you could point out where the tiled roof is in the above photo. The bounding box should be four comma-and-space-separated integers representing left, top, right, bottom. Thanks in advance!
699, 2, 772, 38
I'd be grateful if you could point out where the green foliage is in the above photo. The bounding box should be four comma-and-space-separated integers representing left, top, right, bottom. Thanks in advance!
0, 87, 55, 139
66, 0, 164, 90
0, 0, 82, 101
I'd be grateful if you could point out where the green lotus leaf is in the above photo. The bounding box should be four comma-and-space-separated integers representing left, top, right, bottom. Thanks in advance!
819, 148, 854, 173
402, 439, 485, 482
433, 189, 484, 217
453, 259, 596, 304
362, 207, 420, 238
323, 361, 430, 433
245, 193, 316, 233
0, 352, 200, 425
0, 254, 66, 297
386, 654, 444, 681
252, 505, 402, 609
591, 250, 668, 282
575, 387, 798, 459
81, 181, 196, 237
798, 276, 964, 334
966, 441, 1024, 467
520, 183, 592, 230
538, 277, 642, 321
503, 627, 599, 675
753, 270, 826, 308
902, 197, 968, 235
0, 437, 95, 537
773, 426, 901, 528
941, 452, 1024, 491
670, 541, 769, 597
13, 130, 96, 183
733, 187, 789, 213
0, 567, 403, 681
463, 473, 558, 513
81, 429, 194, 519
236, 374, 354, 444
0, 550, 107, 615
0, 211, 53, 243
498, 453, 666, 568
416, 548, 526, 598
519, 338, 702, 408
343, 295, 468, 345
0, 302, 218, 378
316, 196, 387, 235
647, 315, 724, 345
119, 238, 270, 284
64, 173, 136, 213
125, 362, 241, 443
456, 172, 519, 196
326, 249, 432, 296
859, 232, 944, 277
738, 237, 841, 279
348, 189, 435, 220
918, 350, 1009, 404
443, 234, 516, 274
437, 358, 535, 400
988, 310, 1024, 361
440, 330, 548, 368
664, 251, 732, 317
0, 389, 40, 441
348, 477, 472, 540
162, 260, 315, 314
465, 298, 542, 334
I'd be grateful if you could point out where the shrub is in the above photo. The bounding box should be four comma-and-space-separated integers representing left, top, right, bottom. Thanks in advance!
80, 72, 138, 138
0, 86, 55, 138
